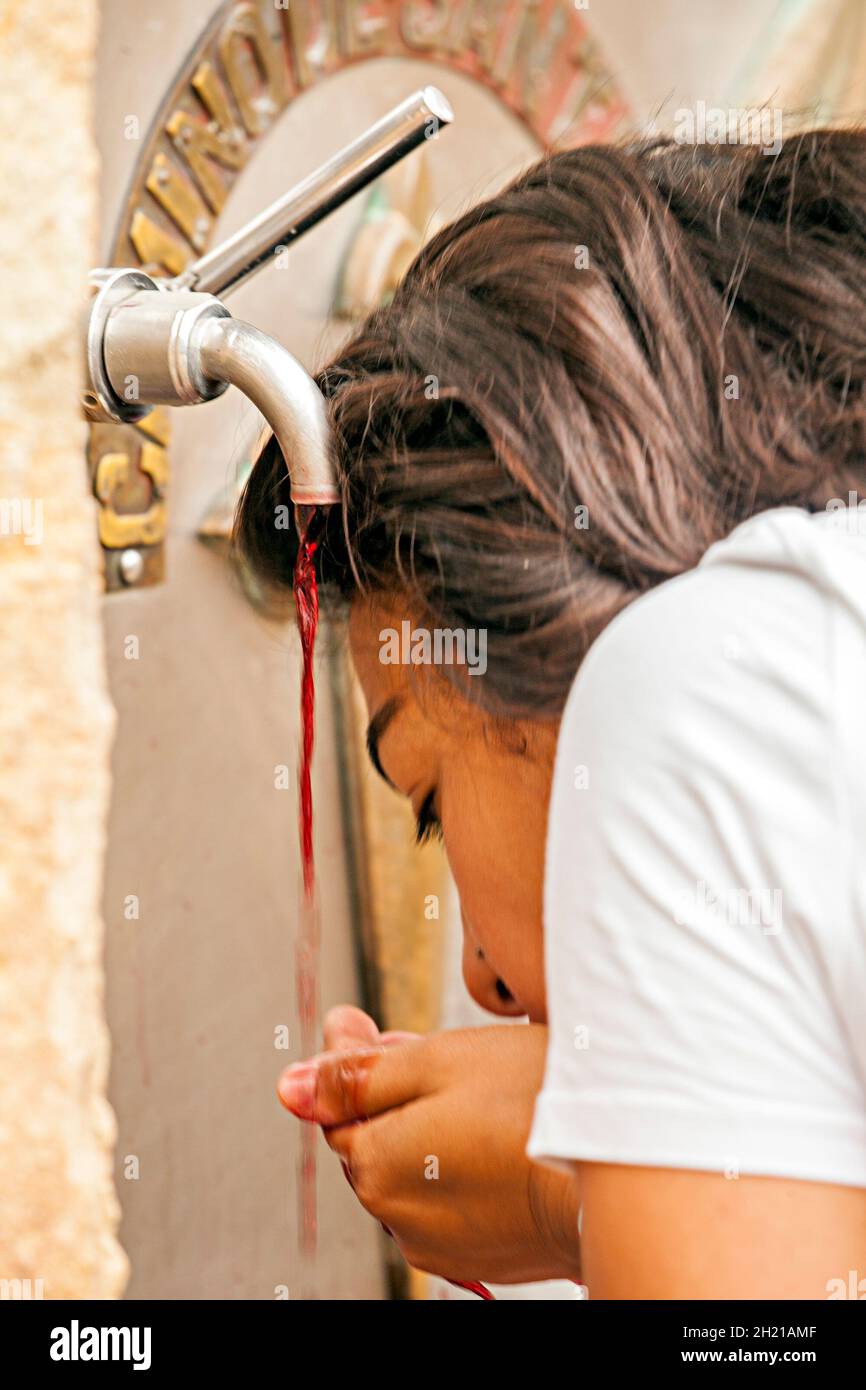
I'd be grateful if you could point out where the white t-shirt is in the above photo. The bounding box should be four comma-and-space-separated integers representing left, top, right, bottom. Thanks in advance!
527, 505, 866, 1188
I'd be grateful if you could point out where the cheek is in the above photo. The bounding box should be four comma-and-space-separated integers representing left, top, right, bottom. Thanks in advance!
439, 763, 547, 1015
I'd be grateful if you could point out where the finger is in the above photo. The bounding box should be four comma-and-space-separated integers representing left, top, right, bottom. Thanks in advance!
323, 1004, 381, 1052
323, 1120, 360, 1162
276, 1031, 418, 1116
277, 1035, 428, 1125
333, 1128, 394, 1239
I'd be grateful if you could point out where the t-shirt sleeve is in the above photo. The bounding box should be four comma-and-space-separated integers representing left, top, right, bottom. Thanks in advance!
527, 536, 866, 1188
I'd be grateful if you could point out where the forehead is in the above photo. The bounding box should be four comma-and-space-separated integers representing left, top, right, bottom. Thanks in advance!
348, 595, 412, 708
347, 595, 468, 737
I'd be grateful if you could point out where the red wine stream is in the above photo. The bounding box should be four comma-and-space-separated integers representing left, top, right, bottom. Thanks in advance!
293, 515, 320, 1269
292, 509, 491, 1300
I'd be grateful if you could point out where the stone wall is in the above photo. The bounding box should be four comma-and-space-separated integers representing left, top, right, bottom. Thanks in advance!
0, 0, 127, 1299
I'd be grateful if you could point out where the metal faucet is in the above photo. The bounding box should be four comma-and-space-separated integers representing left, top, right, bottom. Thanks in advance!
85, 87, 453, 513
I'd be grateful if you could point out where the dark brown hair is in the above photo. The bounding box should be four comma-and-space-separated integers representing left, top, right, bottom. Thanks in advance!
237, 129, 866, 717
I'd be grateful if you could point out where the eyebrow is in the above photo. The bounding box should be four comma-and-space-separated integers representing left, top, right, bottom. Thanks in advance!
365, 695, 405, 789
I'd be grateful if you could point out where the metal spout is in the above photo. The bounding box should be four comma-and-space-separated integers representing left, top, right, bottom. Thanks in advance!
196, 317, 338, 507
84, 87, 454, 523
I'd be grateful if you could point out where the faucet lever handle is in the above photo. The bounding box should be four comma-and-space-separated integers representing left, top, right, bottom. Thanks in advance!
172, 85, 453, 299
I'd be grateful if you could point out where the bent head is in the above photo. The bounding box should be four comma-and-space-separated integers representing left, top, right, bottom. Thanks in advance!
348, 594, 554, 1021
238, 129, 866, 1020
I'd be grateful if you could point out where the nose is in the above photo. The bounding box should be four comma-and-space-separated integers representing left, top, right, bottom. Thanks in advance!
461, 937, 526, 1018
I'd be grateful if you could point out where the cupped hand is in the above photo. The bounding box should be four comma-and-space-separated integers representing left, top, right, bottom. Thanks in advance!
277, 1009, 581, 1285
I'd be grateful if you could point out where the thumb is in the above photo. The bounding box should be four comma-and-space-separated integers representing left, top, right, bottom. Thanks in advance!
322, 1004, 419, 1053
322, 1004, 381, 1051
277, 1035, 429, 1125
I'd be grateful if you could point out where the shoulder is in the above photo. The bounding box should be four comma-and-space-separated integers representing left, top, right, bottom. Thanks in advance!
558, 505, 855, 770
533, 506, 866, 1193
